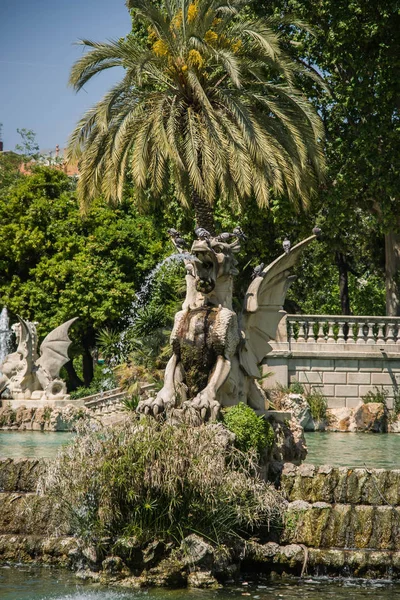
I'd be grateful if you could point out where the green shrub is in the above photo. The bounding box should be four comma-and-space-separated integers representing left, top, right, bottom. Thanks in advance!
362, 386, 388, 406
121, 394, 141, 411
222, 402, 274, 454
305, 388, 327, 421
41, 418, 284, 545
289, 381, 304, 395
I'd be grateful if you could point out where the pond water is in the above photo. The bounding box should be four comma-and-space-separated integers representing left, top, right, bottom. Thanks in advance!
2, 430, 400, 469
304, 431, 400, 469
0, 431, 73, 459
2, 566, 400, 600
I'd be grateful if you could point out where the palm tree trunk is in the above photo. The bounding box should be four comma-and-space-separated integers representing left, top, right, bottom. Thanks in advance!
191, 189, 216, 235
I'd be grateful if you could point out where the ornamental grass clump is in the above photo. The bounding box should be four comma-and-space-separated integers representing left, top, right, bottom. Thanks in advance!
41, 417, 284, 545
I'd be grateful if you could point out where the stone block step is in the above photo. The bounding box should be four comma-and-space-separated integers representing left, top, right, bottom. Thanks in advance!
281, 462, 400, 506
0, 492, 65, 535
244, 540, 400, 579
282, 501, 400, 550
0, 458, 46, 493
0, 533, 78, 566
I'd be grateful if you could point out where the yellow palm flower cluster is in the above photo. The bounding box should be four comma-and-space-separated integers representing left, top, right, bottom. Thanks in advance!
188, 49, 204, 69
152, 39, 169, 57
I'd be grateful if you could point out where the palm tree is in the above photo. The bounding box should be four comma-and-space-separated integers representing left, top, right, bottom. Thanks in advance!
68, 0, 325, 233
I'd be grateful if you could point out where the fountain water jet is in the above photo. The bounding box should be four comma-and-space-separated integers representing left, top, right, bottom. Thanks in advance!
0, 307, 12, 374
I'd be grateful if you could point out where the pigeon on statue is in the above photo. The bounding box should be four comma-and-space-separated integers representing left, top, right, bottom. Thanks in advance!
167, 228, 189, 250
252, 263, 265, 279
233, 226, 247, 241
195, 227, 211, 240
312, 227, 322, 238
283, 237, 291, 254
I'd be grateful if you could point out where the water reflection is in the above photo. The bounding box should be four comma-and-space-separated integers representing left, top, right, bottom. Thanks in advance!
2, 566, 400, 600
305, 432, 400, 469
0, 431, 73, 459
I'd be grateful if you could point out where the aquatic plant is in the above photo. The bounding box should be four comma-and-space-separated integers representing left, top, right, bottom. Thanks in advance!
362, 386, 388, 406
305, 388, 327, 421
41, 417, 284, 545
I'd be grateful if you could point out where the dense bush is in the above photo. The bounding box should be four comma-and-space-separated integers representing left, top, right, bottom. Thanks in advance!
222, 403, 274, 454
41, 418, 284, 545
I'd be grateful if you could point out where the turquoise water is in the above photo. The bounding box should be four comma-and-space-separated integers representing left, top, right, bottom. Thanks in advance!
2, 566, 400, 600
305, 432, 400, 469
0, 431, 73, 459
1, 430, 400, 468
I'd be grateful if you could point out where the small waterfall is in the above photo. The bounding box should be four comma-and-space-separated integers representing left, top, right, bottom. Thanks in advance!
0, 307, 12, 371
111, 252, 192, 363
127, 252, 192, 326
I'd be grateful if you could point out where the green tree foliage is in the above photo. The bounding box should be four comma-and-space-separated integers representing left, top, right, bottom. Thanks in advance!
0, 166, 169, 386
67, 0, 325, 233
256, 0, 400, 315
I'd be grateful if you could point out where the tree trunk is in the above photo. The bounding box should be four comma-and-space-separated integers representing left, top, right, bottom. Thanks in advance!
335, 251, 351, 315
64, 361, 83, 391
385, 231, 400, 316
191, 189, 216, 235
82, 343, 94, 387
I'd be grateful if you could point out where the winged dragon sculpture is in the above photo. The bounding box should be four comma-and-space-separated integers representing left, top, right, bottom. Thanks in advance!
138, 229, 317, 423
0, 317, 77, 401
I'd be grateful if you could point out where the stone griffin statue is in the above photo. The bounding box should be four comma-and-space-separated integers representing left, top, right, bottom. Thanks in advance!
138, 229, 318, 423
0, 317, 77, 402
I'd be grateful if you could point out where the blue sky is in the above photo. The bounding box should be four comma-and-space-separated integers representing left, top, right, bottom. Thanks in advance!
0, 0, 132, 152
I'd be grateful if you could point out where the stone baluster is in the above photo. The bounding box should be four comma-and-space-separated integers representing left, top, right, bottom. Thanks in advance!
297, 321, 306, 343
366, 321, 376, 344
377, 323, 386, 345
326, 320, 336, 343
287, 320, 293, 343
316, 321, 326, 343
307, 320, 316, 343
356, 321, 366, 344
346, 321, 356, 343
386, 322, 395, 344
337, 321, 346, 344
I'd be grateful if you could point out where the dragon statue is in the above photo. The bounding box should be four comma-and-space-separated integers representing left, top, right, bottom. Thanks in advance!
0, 317, 77, 402
138, 229, 318, 424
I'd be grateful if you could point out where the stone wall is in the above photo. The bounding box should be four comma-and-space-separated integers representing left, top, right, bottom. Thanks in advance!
3, 456, 400, 580
264, 355, 400, 410
262, 314, 400, 410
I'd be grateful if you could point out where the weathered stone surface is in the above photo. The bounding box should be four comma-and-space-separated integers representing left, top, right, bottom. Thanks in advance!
0, 492, 64, 535
0, 458, 46, 492
0, 534, 79, 566
273, 393, 313, 430
0, 404, 89, 432
187, 571, 220, 588
281, 464, 400, 506
180, 534, 214, 568
353, 401, 388, 432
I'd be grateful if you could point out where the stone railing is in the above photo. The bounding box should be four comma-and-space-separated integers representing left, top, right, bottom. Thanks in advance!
263, 314, 400, 410
285, 315, 400, 347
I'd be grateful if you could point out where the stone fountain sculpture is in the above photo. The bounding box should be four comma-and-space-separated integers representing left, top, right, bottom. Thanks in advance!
139, 229, 318, 423
0, 316, 78, 406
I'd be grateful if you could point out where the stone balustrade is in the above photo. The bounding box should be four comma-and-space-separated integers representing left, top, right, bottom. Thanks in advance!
285, 315, 400, 347
262, 314, 400, 410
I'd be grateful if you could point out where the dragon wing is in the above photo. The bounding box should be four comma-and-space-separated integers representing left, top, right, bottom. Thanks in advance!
35, 318, 78, 378
15, 316, 38, 375
239, 235, 316, 378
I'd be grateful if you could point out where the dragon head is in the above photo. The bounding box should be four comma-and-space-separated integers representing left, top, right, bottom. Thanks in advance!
181, 231, 242, 309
